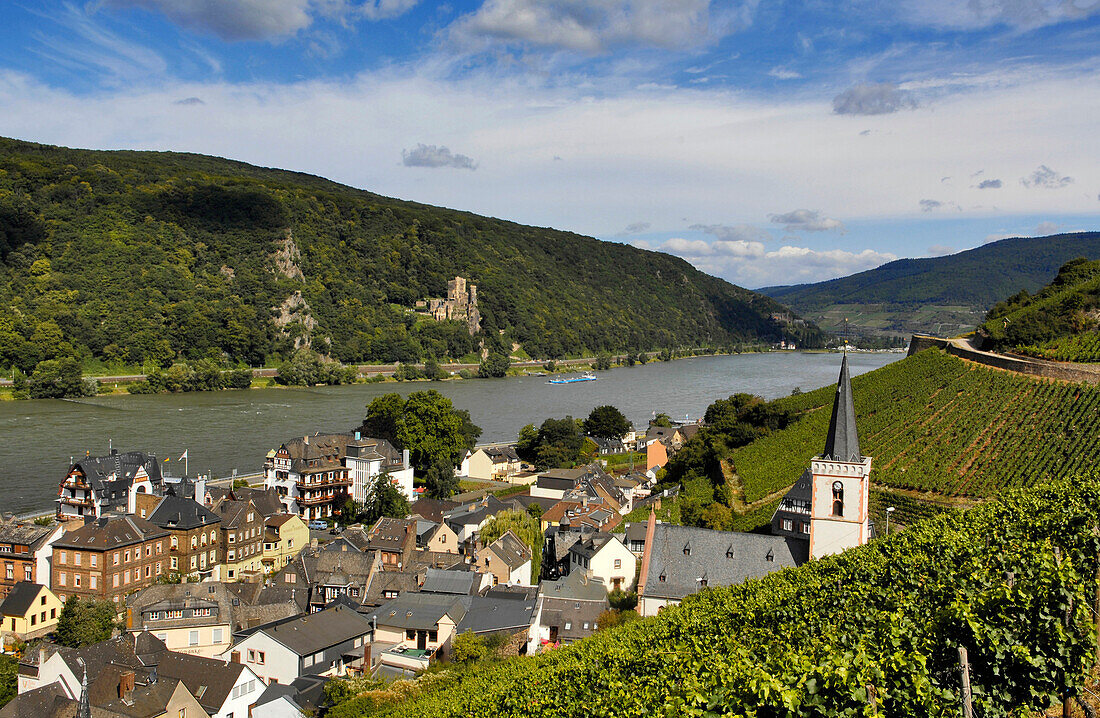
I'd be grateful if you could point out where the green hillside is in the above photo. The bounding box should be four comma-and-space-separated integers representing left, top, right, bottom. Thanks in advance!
327, 478, 1100, 717
731, 348, 1100, 502
980, 257, 1100, 362
759, 232, 1100, 338
0, 137, 821, 373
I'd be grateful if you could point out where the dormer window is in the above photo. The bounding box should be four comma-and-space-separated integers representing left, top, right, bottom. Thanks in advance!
682, 543, 691, 556
658, 571, 666, 582
831, 481, 844, 516
725, 546, 734, 559
765, 549, 774, 563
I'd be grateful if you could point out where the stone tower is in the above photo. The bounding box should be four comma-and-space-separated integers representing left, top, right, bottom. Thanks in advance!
772, 353, 871, 559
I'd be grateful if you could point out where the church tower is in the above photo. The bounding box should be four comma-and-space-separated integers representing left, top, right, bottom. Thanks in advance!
807, 353, 871, 559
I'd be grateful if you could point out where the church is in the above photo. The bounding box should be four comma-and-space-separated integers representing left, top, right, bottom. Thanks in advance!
771, 353, 873, 558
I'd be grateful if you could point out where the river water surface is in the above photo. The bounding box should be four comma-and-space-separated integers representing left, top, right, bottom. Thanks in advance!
0, 351, 901, 514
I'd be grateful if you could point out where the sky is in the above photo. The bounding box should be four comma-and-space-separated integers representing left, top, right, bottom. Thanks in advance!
0, 1, 1098, 289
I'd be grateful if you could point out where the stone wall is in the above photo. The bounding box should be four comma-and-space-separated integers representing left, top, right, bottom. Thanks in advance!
908, 335, 1100, 385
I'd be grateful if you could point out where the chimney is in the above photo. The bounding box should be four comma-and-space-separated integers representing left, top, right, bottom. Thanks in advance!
304, 436, 309, 445
118, 670, 135, 701
402, 449, 410, 469
636, 507, 658, 597
363, 641, 372, 672
581, 496, 588, 510
195, 476, 207, 506
38, 647, 46, 666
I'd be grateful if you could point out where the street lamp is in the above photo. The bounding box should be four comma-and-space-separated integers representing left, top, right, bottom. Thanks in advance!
884, 506, 896, 537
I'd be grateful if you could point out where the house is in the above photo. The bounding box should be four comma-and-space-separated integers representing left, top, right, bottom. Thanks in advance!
51, 515, 170, 606
413, 520, 459, 554
0, 582, 62, 642
540, 498, 621, 533
567, 533, 635, 591
528, 468, 587, 500
442, 496, 509, 544
407, 498, 458, 524
143, 492, 221, 580
361, 593, 467, 674
126, 583, 239, 658
211, 499, 265, 581
590, 437, 625, 455
461, 446, 523, 481
264, 432, 412, 520
645, 440, 667, 472
453, 592, 537, 648
643, 425, 685, 451
263, 514, 309, 570
419, 568, 489, 597
772, 354, 872, 560
205, 487, 283, 519
222, 603, 373, 686
527, 571, 609, 652
636, 515, 808, 617
474, 531, 532, 587
363, 518, 416, 569
541, 523, 594, 581
622, 522, 648, 557
251, 683, 305, 718
154, 650, 265, 718
0, 515, 65, 597
56, 450, 165, 521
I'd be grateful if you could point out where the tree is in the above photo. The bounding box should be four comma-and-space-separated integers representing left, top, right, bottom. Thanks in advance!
26, 358, 92, 399
361, 393, 405, 446
362, 475, 410, 524
651, 412, 673, 428
532, 416, 584, 469
423, 358, 446, 381
515, 423, 538, 462
423, 455, 460, 499
56, 596, 116, 647
526, 503, 543, 520
597, 608, 640, 632
451, 630, 488, 663
397, 390, 479, 472
594, 354, 612, 370
584, 405, 631, 439
480, 510, 542, 579
478, 353, 510, 378
0, 654, 15, 708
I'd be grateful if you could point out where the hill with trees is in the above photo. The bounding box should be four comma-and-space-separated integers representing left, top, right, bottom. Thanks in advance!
979, 257, 1100, 361
759, 232, 1100, 339
0, 137, 822, 379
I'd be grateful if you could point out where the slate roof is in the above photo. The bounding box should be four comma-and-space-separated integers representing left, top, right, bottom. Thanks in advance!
88, 665, 184, 718
0, 582, 46, 617
420, 568, 477, 596
640, 524, 808, 602
407, 498, 459, 524
146, 494, 220, 531
67, 451, 163, 500
210, 498, 257, 529
53, 515, 168, 551
822, 353, 862, 462
363, 570, 421, 607
254, 683, 301, 711
366, 517, 415, 552
257, 604, 373, 656
127, 582, 236, 631
538, 571, 609, 603
363, 593, 467, 631
0, 682, 127, 718
443, 496, 508, 531
568, 533, 624, 561
483, 446, 521, 463
206, 486, 284, 518
486, 531, 532, 570
537, 596, 607, 643
154, 651, 245, 714
455, 594, 536, 635
0, 517, 53, 551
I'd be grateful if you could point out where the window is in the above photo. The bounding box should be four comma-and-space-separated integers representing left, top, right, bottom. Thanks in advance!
312, 651, 323, 664
564, 621, 572, 630
166, 610, 183, 618
212, 628, 223, 643
156, 562, 162, 575
191, 536, 197, 549
831, 481, 844, 517
24, 566, 32, 581
58, 572, 66, 586
228, 534, 235, 544
113, 552, 120, 565
125, 550, 131, 562
613, 559, 621, 569
30, 614, 36, 626
285, 573, 296, 584
58, 551, 66, 564
156, 542, 162, 554
428, 630, 438, 643
210, 531, 216, 543
782, 519, 793, 532
192, 608, 210, 617
179, 709, 186, 718
190, 556, 197, 569
171, 536, 178, 550
113, 574, 119, 588
200, 534, 206, 546
257, 651, 264, 664
150, 611, 161, 620
171, 557, 178, 570
145, 565, 151, 578
40, 595, 45, 606
157, 633, 166, 641
50, 608, 56, 618
228, 551, 235, 561
303, 655, 313, 668
247, 649, 255, 662
74, 574, 81, 587
90, 554, 97, 568
189, 630, 199, 646
74, 553, 81, 566
4, 565, 11, 581
90, 575, 97, 589
406, 629, 415, 641
145, 545, 151, 557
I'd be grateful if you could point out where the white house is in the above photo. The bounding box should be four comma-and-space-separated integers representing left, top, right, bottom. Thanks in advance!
220, 604, 373, 686
567, 533, 636, 592
474, 530, 532, 587
154, 651, 265, 718
527, 572, 608, 653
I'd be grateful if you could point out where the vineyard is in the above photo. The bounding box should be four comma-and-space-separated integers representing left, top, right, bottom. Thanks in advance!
1018, 331, 1100, 363
328, 477, 1100, 717
731, 348, 1100, 501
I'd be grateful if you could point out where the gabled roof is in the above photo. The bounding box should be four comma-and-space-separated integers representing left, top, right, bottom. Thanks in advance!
126, 582, 237, 631
538, 571, 608, 603
639, 524, 807, 602
362, 593, 467, 630
568, 533, 626, 561
67, 451, 163, 495
485, 531, 531, 570
443, 495, 507, 530
146, 494, 220, 531
255, 604, 373, 656
210, 498, 258, 529
0, 582, 47, 617
420, 568, 477, 596
482, 446, 521, 463
365, 517, 415, 552
822, 353, 861, 462
154, 651, 246, 713
0, 517, 54, 551
54, 515, 168, 551
407, 498, 459, 524
455, 594, 536, 635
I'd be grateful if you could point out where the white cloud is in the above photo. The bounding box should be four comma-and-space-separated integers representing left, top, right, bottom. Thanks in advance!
928, 244, 955, 256
402, 144, 478, 170
1021, 164, 1074, 189
1032, 221, 1061, 235
768, 209, 845, 232
449, 0, 748, 53
832, 82, 916, 115
620, 221, 651, 234
768, 66, 801, 80
896, 0, 1100, 31
689, 223, 772, 243
359, 0, 421, 20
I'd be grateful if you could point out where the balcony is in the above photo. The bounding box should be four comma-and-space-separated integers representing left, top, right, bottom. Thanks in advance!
295, 477, 351, 490
57, 496, 95, 507
296, 493, 343, 506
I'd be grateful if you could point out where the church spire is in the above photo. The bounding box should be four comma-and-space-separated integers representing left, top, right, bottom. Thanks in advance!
78, 666, 91, 718
822, 353, 861, 462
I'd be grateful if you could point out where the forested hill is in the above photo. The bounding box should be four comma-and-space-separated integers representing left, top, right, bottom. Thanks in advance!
0, 137, 821, 372
759, 232, 1100, 339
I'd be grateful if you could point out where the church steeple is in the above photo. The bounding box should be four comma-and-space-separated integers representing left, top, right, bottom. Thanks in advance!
78, 666, 91, 718
822, 353, 861, 462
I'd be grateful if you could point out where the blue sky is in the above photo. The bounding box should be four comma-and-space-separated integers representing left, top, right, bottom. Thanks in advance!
0, 1, 1098, 288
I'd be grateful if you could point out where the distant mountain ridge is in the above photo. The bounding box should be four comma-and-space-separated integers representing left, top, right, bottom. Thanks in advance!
760, 232, 1100, 338
0, 137, 822, 373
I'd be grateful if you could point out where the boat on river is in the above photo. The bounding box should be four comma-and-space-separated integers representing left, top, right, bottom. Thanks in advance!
548, 371, 597, 385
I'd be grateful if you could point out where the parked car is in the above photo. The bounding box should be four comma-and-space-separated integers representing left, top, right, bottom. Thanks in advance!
308, 519, 328, 530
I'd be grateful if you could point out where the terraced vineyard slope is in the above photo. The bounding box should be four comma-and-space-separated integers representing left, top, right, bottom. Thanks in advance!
731, 348, 1100, 501
327, 478, 1100, 717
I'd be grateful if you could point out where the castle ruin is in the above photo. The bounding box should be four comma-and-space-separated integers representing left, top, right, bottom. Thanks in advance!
420, 276, 481, 335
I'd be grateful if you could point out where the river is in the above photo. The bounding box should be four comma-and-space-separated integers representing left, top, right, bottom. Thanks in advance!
0, 351, 902, 514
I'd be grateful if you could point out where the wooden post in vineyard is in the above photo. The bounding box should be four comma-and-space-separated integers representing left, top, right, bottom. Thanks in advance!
865, 683, 878, 715
958, 647, 974, 718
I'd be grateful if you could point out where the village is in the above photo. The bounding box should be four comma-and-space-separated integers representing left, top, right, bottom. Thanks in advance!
0, 359, 869, 718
